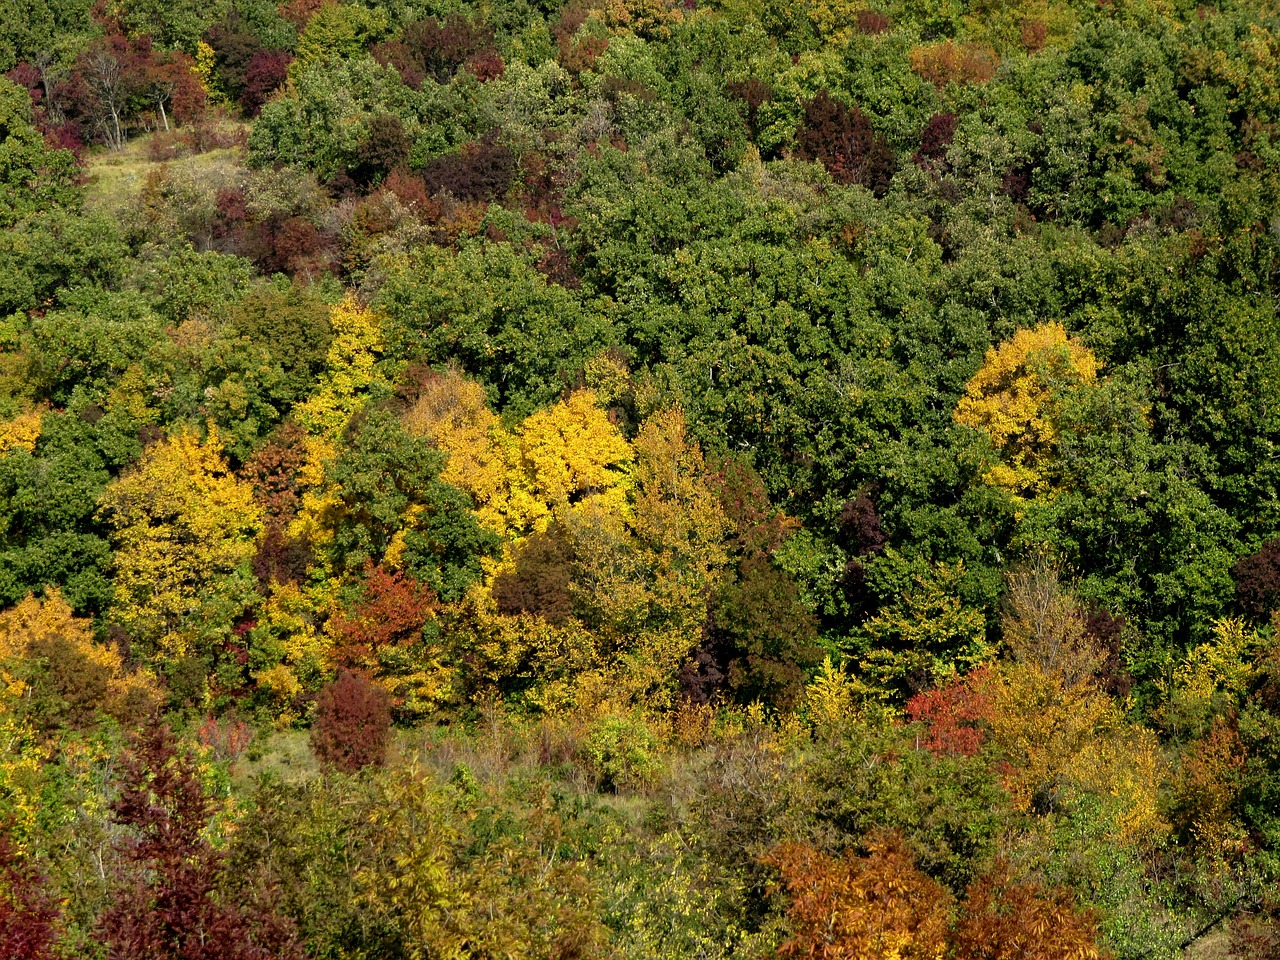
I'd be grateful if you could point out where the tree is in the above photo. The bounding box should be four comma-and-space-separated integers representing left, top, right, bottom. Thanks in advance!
310, 669, 392, 772
96, 723, 305, 960
98, 427, 262, 673
0, 76, 78, 226
326, 563, 447, 717
0, 589, 161, 728
763, 833, 953, 960
795, 90, 895, 195
955, 323, 1099, 500
953, 862, 1111, 960
0, 830, 59, 960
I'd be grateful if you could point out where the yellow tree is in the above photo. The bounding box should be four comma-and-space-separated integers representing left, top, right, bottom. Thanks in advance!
955, 322, 1098, 499
404, 375, 631, 542
0, 589, 161, 727
99, 427, 263, 670
984, 663, 1166, 842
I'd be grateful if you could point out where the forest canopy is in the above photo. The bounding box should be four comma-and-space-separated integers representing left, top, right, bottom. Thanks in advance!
3, 0, 1280, 954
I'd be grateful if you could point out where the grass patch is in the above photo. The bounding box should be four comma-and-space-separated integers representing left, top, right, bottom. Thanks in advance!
82, 123, 249, 215
230, 728, 318, 789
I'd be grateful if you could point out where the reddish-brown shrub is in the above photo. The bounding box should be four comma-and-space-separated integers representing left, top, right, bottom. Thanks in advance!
240, 50, 292, 116
0, 830, 60, 960
795, 90, 896, 195
96, 724, 305, 960
914, 112, 957, 169
953, 862, 1110, 959
1234, 538, 1280, 618
905, 667, 994, 757
373, 15, 496, 88
763, 833, 953, 959
196, 714, 254, 764
310, 670, 392, 772
465, 50, 505, 82
328, 564, 437, 676
421, 131, 516, 202
855, 9, 893, 33
1021, 18, 1048, 51
241, 422, 310, 523
492, 525, 575, 624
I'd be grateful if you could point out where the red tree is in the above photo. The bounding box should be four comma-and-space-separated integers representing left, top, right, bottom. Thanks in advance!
95, 724, 305, 960
310, 670, 392, 773
0, 832, 60, 960
905, 668, 994, 758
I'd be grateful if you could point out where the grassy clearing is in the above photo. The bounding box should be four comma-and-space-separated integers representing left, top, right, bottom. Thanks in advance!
82, 123, 249, 215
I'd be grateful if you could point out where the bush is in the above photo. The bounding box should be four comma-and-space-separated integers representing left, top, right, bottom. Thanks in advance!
310, 670, 393, 773
579, 713, 663, 792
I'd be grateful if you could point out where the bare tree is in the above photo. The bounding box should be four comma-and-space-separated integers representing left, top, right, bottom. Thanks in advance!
1001, 553, 1103, 690
79, 44, 130, 149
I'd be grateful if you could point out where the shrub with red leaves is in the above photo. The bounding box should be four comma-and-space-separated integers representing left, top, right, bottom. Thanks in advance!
914, 112, 957, 169
0, 831, 60, 960
855, 9, 893, 33
1234, 538, 1280, 618
95, 724, 305, 960
240, 50, 292, 117
795, 90, 896, 195
905, 668, 994, 758
421, 131, 515, 202
310, 670, 392, 773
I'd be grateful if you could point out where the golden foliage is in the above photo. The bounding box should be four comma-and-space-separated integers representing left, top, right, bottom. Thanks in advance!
0, 589, 162, 724
802, 655, 861, 729
984, 663, 1167, 842
955, 323, 1098, 500
0, 408, 41, 457
909, 41, 999, 90
294, 296, 390, 441
1160, 617, 1257, 737
407, 377, 631, 541
99, 426, 263, 661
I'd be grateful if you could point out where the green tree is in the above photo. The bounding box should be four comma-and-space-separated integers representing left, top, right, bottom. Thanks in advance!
0, 77, 78, 227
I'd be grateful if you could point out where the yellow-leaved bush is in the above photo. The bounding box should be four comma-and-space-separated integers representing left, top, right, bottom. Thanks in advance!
99, 427, 263, 668
407, 374, 732, 711
984, 662, 1167, 843
405, 372, 632, 542
0, 589, 162, 725
0, 407, 42, 457
289, 296, 391, 555
955, 322, 1098, 500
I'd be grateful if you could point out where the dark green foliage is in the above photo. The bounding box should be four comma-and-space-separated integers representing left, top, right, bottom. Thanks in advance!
0, 78, 79, 228
709, 557, 821, 709
0, 413, 113, 612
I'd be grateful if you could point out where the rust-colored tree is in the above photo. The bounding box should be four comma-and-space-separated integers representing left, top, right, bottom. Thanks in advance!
326, 564, 448, 716
310, 669, 392, 773
953, 862, 1110, 959
763, 833, 953, 959
905, 667, 994, 758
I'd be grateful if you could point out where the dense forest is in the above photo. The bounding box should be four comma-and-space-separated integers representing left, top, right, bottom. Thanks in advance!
3, 0, 1280, 953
